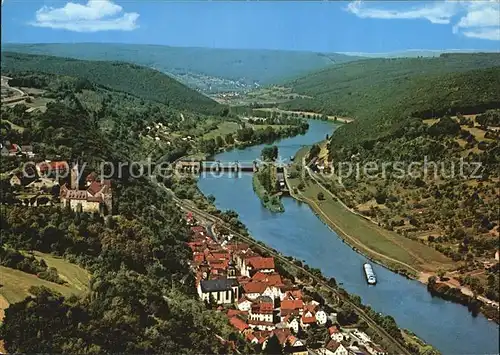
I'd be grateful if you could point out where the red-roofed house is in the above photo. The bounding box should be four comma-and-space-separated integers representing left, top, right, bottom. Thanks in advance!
241, 256, 275, 277
248, 300, 275, 330
300, 309, 317, 329
229, 316, 249, 333
319, 340, 348, 355
251, 330, 271, 344
252, 272, 285, 299
243, 281, 277, 300
280, 299, 304, 318
281, 289, 303, 301
227, 309, 248, 318
328, 326, 344, 342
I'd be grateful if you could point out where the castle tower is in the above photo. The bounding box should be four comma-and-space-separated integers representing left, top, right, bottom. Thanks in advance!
70, 162, 79, 190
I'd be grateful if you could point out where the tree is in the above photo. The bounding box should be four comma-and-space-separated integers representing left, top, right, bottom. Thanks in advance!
264, 335, 282, 354
200, 138, 216, 155
308, 145, 320, 161
261, 145, 278, 161
317, 192, 325, 201
215, 135, 224, 148
224, 133, 235, 145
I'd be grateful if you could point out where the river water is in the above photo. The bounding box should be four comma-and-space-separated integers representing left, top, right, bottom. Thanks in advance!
197, 120, 499, 355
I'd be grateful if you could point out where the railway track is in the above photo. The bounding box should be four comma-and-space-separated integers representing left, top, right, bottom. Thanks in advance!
167, 191, 412, 355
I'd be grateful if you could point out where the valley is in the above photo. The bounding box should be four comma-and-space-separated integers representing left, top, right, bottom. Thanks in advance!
0, 46, 499, 355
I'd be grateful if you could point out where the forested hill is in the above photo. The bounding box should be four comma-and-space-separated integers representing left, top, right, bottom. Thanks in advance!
280, 53, 500, 147
1, 43, 363, 88
1, 51, 222, 114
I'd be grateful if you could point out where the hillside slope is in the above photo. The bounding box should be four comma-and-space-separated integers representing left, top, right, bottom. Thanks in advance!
281, 53, 500, 147
1, 51, 222, 114
1, 43, 363, 90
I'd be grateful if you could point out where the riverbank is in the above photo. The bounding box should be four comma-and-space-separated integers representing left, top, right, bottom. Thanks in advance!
286, 147, 451, 275
252, 167, 284, 213
285, 146, 499, 324
253, 108, 354, 124
196, 119, 500, 354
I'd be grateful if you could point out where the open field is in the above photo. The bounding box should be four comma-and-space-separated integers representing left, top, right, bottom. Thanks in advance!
32, 251, 91, 292
203, 121, 240, 139
0, 252, 90, 307
287, 147, 454, 274
0, 266, 87, 305
1, 119, 25, 133
202, 120, 292, 140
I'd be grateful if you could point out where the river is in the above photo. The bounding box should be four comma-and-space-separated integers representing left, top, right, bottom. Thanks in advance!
197, 120, 499, 355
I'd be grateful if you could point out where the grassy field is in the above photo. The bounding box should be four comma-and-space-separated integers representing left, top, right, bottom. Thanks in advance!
0, 252, 90, 306
203, 121, 240, 139
287, 147, 453, 274
203, 120, 292, 141
32, 251, 91, 292
1, 119, 25, 132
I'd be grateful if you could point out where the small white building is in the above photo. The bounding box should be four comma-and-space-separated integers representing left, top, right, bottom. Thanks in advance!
315, 309, 328, 326
283, 316, 300, 334
237, 297, 252, 312
328, 326, 344, 342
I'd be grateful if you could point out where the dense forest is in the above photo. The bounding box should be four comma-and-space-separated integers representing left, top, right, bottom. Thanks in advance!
281, 53, 500, 147
2, 43, 363, 88
0, 68, 253, 353
1, 52, 223, 114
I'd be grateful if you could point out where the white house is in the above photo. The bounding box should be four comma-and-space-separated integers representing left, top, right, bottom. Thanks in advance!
243, 281, 277, 300
197, 278, 239, 305
241, 256, 275, 277
315, 309, 328, 326
328, 326, 344, 343
237, 296, 253, 312
319, 340, 349, 355
249, 302, 274, 323
283, 316, 300, 334
352, 330, 371, 345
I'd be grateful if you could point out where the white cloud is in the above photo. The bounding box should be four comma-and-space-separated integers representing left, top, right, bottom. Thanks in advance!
453, 1, 500, 40
346, 0, 500, 41
462, 27, 500, 41
31, 0, 139, 32
346, 0, 458, 25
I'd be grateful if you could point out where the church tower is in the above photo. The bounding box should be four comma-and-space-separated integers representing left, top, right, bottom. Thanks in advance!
227, 259, 237, 279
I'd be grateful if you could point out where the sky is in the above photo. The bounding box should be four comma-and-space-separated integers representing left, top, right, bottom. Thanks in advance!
1, 0, 499, 53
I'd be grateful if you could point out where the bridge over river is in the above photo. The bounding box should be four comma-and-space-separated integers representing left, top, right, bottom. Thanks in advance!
175, 159, 281, 173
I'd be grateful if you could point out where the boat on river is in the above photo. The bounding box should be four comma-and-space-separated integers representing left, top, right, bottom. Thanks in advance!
363, 263, 377, 285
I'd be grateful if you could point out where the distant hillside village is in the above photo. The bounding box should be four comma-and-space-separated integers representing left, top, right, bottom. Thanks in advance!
186, 214, 387, 355
3, 140, 112, 213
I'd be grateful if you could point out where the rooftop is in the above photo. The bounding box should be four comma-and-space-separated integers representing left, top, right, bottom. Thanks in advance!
200, 278, 238, 292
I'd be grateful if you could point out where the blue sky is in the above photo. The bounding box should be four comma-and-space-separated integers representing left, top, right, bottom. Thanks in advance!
1, 1, 499, 53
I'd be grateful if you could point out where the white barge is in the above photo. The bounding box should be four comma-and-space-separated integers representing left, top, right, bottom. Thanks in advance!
363, 263, 377, 285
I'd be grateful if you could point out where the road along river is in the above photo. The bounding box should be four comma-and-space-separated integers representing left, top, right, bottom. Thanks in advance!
198, 119, 499, 355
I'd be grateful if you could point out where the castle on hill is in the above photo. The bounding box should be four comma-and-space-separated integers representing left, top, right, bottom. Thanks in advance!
60, 163, 112, 214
